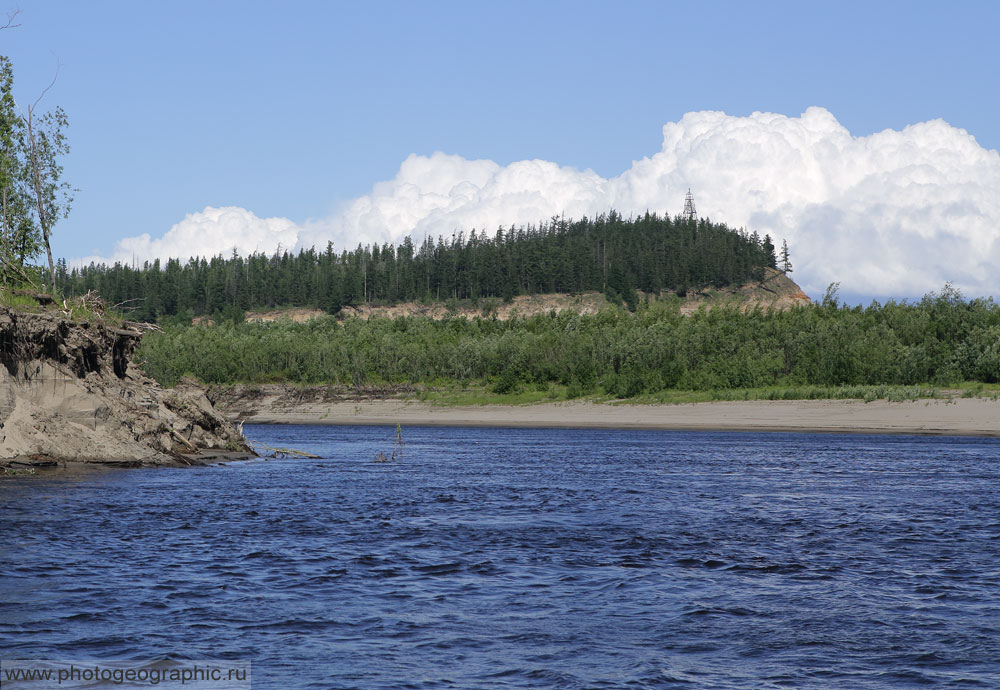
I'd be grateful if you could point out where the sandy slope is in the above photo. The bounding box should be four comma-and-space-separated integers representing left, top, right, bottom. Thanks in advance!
1, 307, 250, 467
226, 267, 811, 326
224, 397, 1000, 437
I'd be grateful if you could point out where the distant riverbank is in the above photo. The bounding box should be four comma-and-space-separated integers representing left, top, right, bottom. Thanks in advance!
218, 395, 1000, 437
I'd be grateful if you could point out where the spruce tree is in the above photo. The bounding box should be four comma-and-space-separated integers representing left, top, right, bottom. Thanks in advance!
780, 239, 793, 273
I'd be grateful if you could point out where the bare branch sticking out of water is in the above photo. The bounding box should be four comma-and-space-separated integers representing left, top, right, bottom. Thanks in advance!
374, 425, 404, 463
392, 424, 404, 461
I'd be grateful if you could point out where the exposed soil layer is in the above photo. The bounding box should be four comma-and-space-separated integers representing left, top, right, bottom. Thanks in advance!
680, 267, 811, 314
0, 306, 251, 468
206, 383, 416, 421
227, 268, 812, 325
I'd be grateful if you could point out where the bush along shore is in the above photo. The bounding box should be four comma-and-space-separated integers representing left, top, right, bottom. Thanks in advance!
137, 285, 1000, 401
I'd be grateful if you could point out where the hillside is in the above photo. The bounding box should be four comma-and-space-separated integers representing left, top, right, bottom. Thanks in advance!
222, 269, 809, 325
680, 267, 811, 314
58, 212, 782, 322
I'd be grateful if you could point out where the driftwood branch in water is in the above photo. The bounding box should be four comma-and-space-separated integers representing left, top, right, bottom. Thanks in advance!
247, 440, 320, 459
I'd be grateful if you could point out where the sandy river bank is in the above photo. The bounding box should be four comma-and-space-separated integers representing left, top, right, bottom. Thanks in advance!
220, 396, 1000, 437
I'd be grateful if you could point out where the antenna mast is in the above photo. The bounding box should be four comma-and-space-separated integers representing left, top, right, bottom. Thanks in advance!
682, 189, 697, 221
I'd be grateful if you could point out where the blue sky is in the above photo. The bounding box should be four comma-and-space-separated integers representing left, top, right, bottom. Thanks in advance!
3, 0, 999, 300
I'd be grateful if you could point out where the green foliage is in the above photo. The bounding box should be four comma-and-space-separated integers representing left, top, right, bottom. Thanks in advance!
491, 367, 521, 395
59, 212, 777, 322
137, 287, 1000, 399
0, 289, 39, 310
0, 56, 40, 285
0, 53, 73, 291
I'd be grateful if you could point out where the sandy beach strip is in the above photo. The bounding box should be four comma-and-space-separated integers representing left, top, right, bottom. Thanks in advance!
229, 397, 1000, 437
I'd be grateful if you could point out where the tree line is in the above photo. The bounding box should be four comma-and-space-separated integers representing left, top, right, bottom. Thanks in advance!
58, 212, 779, 321
138, 285, 1000, 393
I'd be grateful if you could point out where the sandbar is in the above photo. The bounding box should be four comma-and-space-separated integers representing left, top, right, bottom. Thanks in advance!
228, 397, 1000, 437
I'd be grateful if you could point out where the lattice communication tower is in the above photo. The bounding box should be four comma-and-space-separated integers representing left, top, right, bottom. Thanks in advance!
682, 189, 697, 221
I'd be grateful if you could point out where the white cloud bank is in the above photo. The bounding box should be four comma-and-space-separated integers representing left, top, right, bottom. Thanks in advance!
81, 107, 1000, 298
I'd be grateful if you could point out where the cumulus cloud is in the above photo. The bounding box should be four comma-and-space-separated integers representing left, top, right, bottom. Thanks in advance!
77, 206, 302, 268
81, 107, 1000, 298
296, 153, 611, 252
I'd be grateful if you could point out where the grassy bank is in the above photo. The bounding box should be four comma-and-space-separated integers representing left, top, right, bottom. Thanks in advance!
409, 382, 1000, 406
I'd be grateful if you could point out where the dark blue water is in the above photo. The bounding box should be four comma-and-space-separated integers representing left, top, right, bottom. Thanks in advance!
2, 426, 999, 689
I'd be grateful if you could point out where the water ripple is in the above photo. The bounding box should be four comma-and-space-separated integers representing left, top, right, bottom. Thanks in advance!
1, 426, 999, 689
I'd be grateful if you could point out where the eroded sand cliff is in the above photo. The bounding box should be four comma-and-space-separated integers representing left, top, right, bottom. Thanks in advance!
0, 306, 250, 468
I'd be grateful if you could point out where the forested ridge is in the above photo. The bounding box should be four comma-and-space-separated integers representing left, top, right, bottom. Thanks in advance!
57, 212, 778, 322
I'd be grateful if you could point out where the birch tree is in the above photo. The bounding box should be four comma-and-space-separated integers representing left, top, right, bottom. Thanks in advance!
1, 11, 74, 291
22, 94, 73, 293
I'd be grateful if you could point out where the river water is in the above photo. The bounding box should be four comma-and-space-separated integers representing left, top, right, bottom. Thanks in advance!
2, 425, 999, 689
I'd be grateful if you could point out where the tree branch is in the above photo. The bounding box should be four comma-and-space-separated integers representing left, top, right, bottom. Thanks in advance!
1, 9, 21, 30
30, 60, 62, 113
